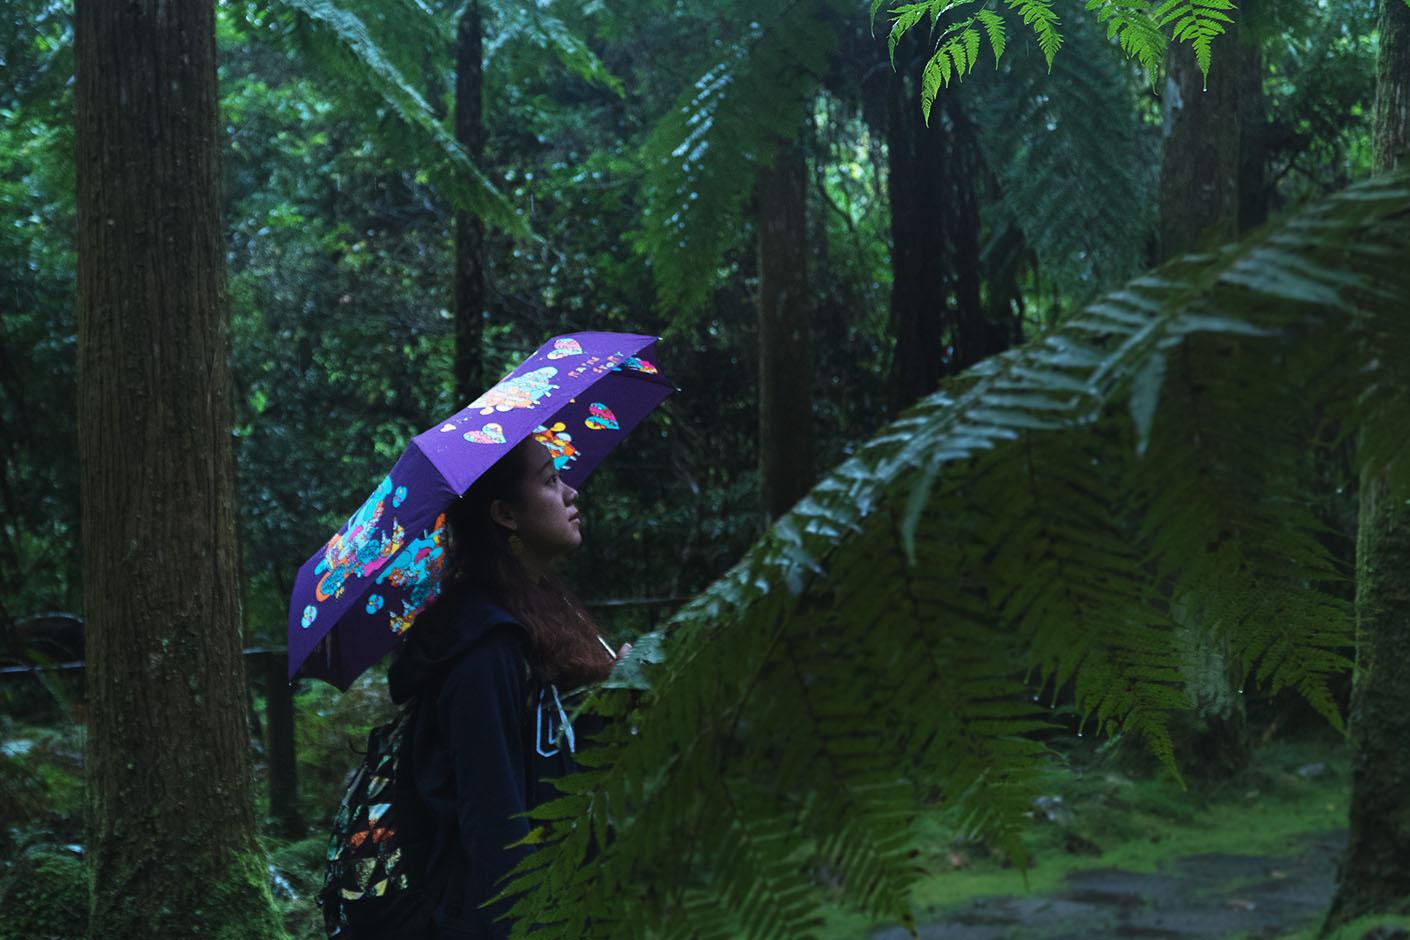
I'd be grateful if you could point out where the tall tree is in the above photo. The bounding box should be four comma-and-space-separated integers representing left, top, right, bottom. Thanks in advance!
1157, 17, 1271, 776
876, 34, 1020, 417
882, 58, 946, 415
1324, 0, 1410, 929
74, 1, 282, 936
1373, 0, 1410, 169
454, 0, 487, 402
756, 131, 815, 520
1158, 25, 1259, 259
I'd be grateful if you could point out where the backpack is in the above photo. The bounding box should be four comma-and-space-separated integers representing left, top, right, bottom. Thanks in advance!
317, 700, 454, 939
317, 628, 545, 939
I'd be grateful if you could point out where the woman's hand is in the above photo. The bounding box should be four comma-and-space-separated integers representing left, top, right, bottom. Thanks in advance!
615, 642, 632, 661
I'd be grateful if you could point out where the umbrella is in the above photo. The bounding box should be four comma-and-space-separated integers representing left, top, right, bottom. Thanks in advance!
287, 331, 675, 689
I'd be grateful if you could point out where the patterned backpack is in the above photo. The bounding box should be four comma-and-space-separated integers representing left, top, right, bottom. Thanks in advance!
317, 703, 452, 939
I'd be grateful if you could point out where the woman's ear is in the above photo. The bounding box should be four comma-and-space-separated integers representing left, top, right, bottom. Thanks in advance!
488, 497, 517, 531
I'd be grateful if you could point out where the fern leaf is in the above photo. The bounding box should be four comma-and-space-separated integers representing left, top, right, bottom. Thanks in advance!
503, 171, 1410, 938
1084, 0, 1167, 80
639, 13, 837, 316
970, 8, 1156, 306
1005, 0, 1062, 68
489, 1, 625, 98
268, 0, 531, 239
1156, 0, 1237, 88
920, 49, 947, 126
888, 3, 931, 67
977, 9, 1007, 66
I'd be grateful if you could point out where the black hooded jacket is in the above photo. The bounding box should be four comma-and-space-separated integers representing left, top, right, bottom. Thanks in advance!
387, 586, 580, 939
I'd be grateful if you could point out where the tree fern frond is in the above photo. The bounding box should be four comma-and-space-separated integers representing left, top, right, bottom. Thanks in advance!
977, 9, 1007, 65
267, 0, 531, 238
1155, 0, 1237, 87
1084, 0, 1168, 80
504, 171, 1410, 937
1005, 0, 1062, 68
970, 10, 1157, 305
487, 0, 624, 97
638, 11, 838, 316
918, 21, 989, 122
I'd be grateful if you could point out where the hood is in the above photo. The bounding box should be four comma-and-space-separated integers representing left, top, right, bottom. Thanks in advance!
386, 584, 521, 705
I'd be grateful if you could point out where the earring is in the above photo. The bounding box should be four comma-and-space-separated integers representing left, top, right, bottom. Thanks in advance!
508, 533, 525, 557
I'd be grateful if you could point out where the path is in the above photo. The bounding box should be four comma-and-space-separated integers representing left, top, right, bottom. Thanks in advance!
873, 830, 1347, 940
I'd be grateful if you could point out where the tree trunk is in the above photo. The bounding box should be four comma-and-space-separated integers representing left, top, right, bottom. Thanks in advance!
944, 95, 1007, 373
1323, 3, 1410, 930
1235, 25, 1269, 232
454, 0, 487, 403
884, 63, 946, 416
756, 133, 814, 521
1373, 0, 1410, 174
1325, 461, 1410, 930
1159, 24, 1268, 775
1158, 35, 1245, 259
74, 2, 281, 937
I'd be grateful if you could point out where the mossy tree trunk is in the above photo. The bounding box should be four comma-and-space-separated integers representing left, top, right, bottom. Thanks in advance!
1323, 2, 1410, 930
755, 131, 815, 521
454, 0, 487, 403
74, 2, 283, 937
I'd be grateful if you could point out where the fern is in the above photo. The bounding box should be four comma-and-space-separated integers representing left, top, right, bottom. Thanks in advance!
969, 9, 1157, 306
1005, 0, 1063, 67
918, 19, 988, 123
1153, 0, 1237, 87
500, 171, 1410, 937
1084, 0, 1168, 80
880, 0, 1246, 105
637, 8, 840, 316
487, 0, 625, 98
261, 0, 532, 239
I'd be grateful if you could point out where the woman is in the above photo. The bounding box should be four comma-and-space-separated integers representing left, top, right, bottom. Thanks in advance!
386, 433, 628, 939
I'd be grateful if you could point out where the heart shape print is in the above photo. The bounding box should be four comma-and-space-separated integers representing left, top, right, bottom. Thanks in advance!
546, 337, 584, 360
584, 402, 619, 431
463, 422, 507, 444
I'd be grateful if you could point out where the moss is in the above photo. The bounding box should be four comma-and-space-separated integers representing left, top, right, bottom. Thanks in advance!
86, 847, 289, 940
0, 847, 89, 940
200, 850, 290, 940
814, 739, 1353, 940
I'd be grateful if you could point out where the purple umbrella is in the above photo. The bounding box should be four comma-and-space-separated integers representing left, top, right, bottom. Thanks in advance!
287, 331, 675, 689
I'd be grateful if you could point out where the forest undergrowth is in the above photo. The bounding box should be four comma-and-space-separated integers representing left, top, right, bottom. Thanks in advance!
0, 671, 1371, 940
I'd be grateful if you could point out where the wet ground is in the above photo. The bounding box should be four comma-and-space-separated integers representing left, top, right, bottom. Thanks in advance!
873, 830, 1347, 940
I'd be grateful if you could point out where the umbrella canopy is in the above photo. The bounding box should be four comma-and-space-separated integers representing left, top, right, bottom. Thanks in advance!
287, 331, 675, 689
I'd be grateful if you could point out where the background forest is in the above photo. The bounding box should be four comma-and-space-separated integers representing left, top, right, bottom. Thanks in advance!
2, 0, 1409, 938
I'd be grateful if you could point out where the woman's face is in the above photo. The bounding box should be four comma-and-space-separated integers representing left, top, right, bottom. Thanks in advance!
497, 438, 581, 562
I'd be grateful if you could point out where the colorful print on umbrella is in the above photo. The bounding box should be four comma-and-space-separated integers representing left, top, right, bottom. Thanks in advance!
288, 331, 677, 689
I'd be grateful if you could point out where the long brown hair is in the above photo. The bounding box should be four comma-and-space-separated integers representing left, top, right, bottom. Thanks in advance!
432, 441, 614, 688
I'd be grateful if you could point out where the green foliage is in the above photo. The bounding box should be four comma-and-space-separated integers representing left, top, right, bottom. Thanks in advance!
0, 1, 78, 618
252, 0, 533, 239
968, 9, 1157, 308
0, 846, 88, 940
638, 4, 841, 315
1152, 0, 1236, 88
1084, 0, 1167, 79
488, 0, 625, 98
877, 0, 1283, 110
498, 170, 1410, 938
